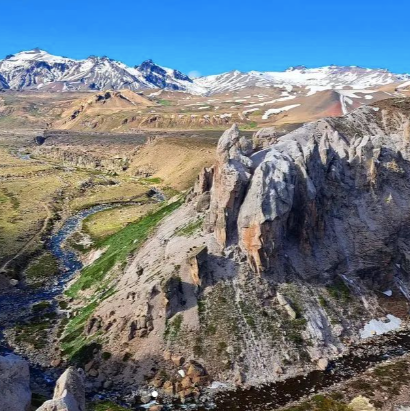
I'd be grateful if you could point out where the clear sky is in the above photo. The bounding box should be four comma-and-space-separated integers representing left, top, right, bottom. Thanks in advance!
2, 0, 409, 76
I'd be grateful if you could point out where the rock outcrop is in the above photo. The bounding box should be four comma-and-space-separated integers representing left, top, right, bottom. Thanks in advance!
207, 124, 253, 247
71, 98, 410, 392
37, 367, 85, 411
209, 101, 410, 280
0, 354, 31, 411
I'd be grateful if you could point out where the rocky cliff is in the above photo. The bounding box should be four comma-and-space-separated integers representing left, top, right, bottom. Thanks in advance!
65, 99, 410, 400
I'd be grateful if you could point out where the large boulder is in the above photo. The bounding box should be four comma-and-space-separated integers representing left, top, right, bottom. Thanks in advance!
0, 354, 31, 411
37, 367, 85, 411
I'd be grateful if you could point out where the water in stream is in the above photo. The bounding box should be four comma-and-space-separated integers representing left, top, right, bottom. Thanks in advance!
0, 204, 112, 327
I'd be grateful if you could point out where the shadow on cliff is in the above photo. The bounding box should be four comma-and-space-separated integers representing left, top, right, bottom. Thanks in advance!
262, 140, 410, 294
166, 253, 239, 318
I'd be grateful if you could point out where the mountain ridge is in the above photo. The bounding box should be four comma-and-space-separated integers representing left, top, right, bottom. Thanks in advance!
1, 49, 410, 96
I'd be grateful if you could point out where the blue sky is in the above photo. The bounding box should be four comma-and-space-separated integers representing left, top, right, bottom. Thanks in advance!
2, 0, 409, 76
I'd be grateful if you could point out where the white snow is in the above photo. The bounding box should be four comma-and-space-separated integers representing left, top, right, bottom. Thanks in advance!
306, 86, 331, 96
382, 290, 393, 297
360, 314, 402, 339
148, 90, 162, 97
340, 95, 350, 115
2, 49, 410, 97
194, 65, 410, 95
398, 80, 410, 89
262, 104, 301, 119
364, 95, 374, 99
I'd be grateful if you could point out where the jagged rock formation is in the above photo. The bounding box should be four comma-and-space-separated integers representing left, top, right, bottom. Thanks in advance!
70, 98, 410, 394
0, 354, 31, 411
208, 101, 410, 280
207, 125, 253, 247
37, 367, 86, 411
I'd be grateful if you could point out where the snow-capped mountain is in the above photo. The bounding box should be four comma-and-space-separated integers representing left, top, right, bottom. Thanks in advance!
0, 49, 409, 96
194, 65, 410, 95
0, 49, 202, 93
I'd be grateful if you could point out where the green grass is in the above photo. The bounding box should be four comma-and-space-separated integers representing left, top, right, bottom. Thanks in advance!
14, 309, 57, 350
240, 121, 258, 129
175, 217, 203, 237
327, 279, 351, 302
32, 301, 52, 313
159, 99, 172, 106
88, 400, 129, 411
66, 199, 182, 298
139, 176, 163, 184
61, 199, 182, 363
164, 313, 183, 341
60, 289, 115, 362
31, 393, 49, 408
1, 188, 20, 210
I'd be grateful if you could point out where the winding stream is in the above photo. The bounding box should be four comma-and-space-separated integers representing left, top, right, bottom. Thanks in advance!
0, 204, 113, 327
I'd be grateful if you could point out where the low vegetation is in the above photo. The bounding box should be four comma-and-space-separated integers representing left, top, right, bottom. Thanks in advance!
66, 198, 182, 297
284, 394, 352, 411
82, 202, 156, 242
174, 217, 203, 237
88, 401, 129, 411
61, 199, 182, 362
25, 252, 59, 283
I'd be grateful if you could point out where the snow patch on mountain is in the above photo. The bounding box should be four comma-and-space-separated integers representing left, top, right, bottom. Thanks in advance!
195, 65, 410, 95
262, 104, 301, 119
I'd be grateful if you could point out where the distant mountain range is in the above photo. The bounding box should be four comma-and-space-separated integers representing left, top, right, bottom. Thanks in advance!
1, 48, 409, 96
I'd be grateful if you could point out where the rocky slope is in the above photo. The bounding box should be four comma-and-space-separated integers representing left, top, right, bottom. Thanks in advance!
60, 98, 410, 401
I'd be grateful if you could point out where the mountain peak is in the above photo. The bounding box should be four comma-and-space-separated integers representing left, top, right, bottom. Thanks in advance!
0, 49, 202, 94
286, 65, 307, 72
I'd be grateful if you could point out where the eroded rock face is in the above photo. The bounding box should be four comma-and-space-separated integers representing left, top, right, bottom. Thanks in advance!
252, 126, 277, 150
37, 367, 85, 411
209, 102, 410, 281
0, 354, 31, 411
